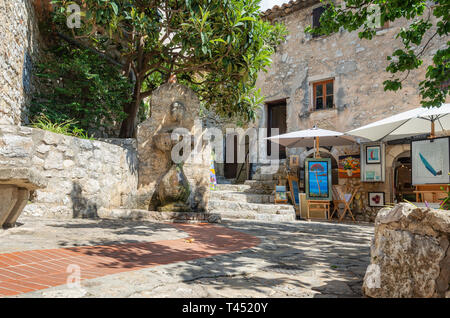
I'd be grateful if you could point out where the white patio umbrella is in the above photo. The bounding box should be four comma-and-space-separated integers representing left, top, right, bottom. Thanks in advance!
267, 126, 357, 158
347, 103, 450, 141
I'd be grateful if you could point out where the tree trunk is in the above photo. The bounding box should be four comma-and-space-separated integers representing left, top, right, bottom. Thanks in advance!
119, 80, 142, 138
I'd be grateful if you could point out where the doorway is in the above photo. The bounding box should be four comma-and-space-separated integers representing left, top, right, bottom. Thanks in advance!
224, 134, 238, 179
267, 100, 287, 160
393, 155, 414, 202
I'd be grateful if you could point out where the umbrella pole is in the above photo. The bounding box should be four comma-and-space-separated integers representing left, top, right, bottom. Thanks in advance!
429, 119, 436, 139
315, 137, 320, 158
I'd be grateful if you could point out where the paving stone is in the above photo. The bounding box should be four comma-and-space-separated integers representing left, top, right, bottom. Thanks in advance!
2, 217, 374, 298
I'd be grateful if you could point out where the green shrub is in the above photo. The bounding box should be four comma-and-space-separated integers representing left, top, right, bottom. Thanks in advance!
31, 114, 92, 139
30, 44, 132, 136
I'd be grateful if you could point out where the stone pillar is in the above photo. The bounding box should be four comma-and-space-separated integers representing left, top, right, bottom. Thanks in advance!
3, 188, 30, 228
0, 168, 47, 228
0, 185, 19, 227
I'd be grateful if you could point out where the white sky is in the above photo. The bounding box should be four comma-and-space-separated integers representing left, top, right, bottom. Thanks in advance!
259, 0, 288, 11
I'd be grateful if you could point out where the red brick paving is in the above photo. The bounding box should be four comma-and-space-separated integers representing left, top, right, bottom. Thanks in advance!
0, 223, 260, 297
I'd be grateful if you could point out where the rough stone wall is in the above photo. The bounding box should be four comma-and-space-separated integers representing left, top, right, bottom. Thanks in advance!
0, 0, 41, 125
246, 5, 446, 219
363, 203, 450, 298
256, 6, 444, 139
0, 125, 138, 218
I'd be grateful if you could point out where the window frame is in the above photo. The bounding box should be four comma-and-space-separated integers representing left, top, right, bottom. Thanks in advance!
312, 79, 335, 111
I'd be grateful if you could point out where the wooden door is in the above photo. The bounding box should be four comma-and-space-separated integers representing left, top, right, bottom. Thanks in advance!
224, 134, 238, 179
267, 101, 287, 159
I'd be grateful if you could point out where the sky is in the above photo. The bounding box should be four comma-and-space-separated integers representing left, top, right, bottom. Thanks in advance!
259, 0, 287, 11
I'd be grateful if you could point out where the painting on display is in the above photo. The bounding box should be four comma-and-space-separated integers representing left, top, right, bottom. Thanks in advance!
366, 145, 381, 164
411, 137, 450, 185
338, 155, 361, 178
275, 185, 288, 204
361, 143, 385, 182
368, 192, 385, 207
305, 158, 332, 201
290, 155, 300, 167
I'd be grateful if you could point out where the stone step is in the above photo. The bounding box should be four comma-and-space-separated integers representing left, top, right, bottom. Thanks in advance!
214, 184, 252, 192
210, 191, 274, 204
208, 199, 294, 214
214, 210, 296, 222
97, 208, 221, 223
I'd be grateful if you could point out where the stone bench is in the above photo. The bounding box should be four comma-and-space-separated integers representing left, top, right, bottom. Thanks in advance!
0, 168, 47, 228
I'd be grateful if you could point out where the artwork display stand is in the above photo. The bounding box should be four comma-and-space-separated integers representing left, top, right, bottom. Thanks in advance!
304, 157, 332, 220
307, 200, 330, 220
288, 175, 301, 217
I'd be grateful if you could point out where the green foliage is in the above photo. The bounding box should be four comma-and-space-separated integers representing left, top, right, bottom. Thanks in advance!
30, 43, 132, 135
49, 0, 287, 136
31, 114, 93, 139
306, 0, 449, 108
440, 174, 450, 210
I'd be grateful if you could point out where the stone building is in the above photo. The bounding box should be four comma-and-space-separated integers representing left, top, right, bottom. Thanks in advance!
0, 0, 42, 125
215, 0, 447, 221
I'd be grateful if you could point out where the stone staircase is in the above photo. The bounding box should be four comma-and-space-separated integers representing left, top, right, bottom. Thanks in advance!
209, 180, 296, 222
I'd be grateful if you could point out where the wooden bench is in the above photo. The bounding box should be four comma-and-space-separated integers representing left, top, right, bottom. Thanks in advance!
414, 184, 449, 203
0, 168, 47, 228
307, 200, 330, 220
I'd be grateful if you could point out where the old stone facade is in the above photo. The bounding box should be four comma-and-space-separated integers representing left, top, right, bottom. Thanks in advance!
0, 0, 41, 125
225, 0, 447, 220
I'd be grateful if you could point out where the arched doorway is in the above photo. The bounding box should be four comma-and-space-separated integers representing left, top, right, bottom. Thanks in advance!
393, 151, 414, 202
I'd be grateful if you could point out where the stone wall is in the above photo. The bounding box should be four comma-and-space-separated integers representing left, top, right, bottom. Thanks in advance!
0, 125, 138, 218
256, 5, 444, 139
363, 203, 449, 298
0, 0, 41, 125
245, 4, 446, 220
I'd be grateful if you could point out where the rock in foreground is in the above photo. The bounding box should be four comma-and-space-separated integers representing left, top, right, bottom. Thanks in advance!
363, 203, 449, 298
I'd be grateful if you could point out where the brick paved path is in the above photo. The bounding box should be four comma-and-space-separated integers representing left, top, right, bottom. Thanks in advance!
0, 223, 260, 297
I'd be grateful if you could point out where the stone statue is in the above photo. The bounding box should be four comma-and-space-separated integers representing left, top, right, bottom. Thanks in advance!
136, 83, 211, 212
149, 101, 191, 212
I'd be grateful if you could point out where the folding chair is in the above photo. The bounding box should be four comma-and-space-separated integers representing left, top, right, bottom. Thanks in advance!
330, 185, 359, 222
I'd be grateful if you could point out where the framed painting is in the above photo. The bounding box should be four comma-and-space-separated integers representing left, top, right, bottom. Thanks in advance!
361, 143, 385, 182
288, 175, 300, 210
368, 192, 385, 207
366, 145, 381, 164
290, 155, 300, 167
411, 137, 450, 185
274, 185, 288, 204
338, 155, 361, 178
305, 158, 332, 201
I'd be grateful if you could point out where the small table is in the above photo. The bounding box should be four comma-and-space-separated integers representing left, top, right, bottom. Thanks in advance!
307, 200, 330, 220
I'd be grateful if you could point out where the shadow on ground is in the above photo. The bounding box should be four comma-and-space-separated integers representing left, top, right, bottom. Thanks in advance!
47, 218, 373, 297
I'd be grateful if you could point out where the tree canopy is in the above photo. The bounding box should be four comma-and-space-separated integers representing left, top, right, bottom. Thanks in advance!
50, 0, 287, 137
306, 0, 449, 108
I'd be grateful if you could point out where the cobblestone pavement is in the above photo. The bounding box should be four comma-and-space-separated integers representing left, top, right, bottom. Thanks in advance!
0, 217, 374, 298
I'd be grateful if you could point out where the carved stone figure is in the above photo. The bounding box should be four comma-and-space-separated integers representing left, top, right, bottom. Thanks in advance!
136, 83, 210, 212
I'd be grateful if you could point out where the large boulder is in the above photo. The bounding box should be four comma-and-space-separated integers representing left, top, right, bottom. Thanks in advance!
363, 203, 450, 298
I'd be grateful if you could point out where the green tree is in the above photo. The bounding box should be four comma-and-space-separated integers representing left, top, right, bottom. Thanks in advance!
31, 44, 132, 136
50, 0, 287, 137
306, 0, 449, 108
